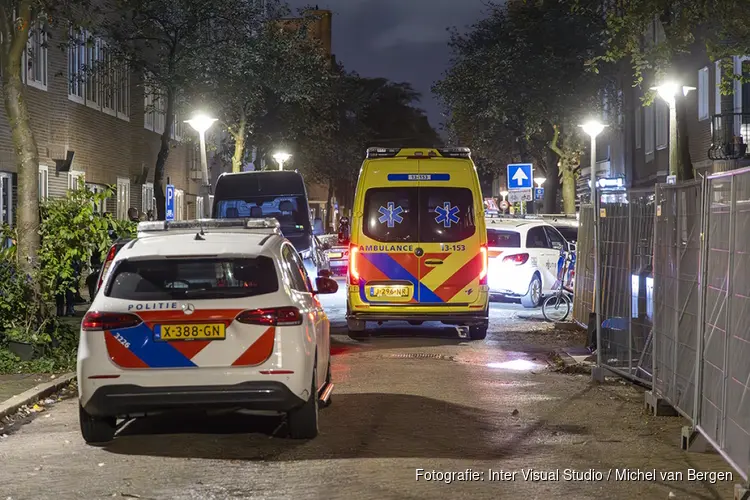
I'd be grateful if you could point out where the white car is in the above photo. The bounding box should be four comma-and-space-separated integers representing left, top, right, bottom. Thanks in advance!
77, 219, 338, 444
485, 219, 571, 308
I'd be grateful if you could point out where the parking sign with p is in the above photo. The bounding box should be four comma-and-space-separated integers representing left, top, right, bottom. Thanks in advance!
165, 184, 175, 221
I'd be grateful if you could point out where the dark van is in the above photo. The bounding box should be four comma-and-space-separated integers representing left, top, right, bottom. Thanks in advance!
212, 170, 329, 276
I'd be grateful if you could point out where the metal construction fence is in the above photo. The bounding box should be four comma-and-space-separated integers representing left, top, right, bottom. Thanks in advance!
570, 170, 750, 483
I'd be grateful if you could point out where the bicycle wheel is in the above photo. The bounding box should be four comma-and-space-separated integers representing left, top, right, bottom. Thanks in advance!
542, 293, 571, 322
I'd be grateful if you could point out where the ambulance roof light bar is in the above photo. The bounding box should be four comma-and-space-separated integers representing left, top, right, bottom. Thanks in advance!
366, 147, 401, 158
437, 147, 471, 158
137, 218, 282, 235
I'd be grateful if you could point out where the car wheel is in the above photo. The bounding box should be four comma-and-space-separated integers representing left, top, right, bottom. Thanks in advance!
287, 363, 319, 439
521, 274, 542, 308
79, 404, 116, 445
469, 324, 488, 340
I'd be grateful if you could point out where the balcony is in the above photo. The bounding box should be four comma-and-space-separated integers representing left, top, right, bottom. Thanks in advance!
708, 113, 750, 160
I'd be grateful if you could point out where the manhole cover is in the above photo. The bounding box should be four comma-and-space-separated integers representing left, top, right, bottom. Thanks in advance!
390, 353, 455, 361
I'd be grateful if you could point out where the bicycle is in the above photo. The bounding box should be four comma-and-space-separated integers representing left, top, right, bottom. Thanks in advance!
542, 249, 575, 322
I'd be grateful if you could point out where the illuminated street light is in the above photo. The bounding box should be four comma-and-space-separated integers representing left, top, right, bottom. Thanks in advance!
185, 113, 218, 218
273, 152, 292, 171
579, 118, 607, 380
651, 81, 695, 178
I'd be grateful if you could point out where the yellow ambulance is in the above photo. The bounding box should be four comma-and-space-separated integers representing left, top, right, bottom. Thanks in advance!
346, 147, 489, 340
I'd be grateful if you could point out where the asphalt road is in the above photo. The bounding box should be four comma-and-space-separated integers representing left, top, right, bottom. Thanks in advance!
0, 285, 737, 499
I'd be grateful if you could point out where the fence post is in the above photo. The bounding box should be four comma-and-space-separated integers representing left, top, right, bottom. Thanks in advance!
593, 187, 605, 382
721, 175, 737, 450
673, 187, 680, 401
652, 185, 659, 391
628, 192, 633, 376
693, 177, 707, 427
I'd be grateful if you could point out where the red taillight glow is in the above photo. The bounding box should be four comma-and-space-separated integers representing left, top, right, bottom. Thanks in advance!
349, 245, 360, 285
479, 245, 488, 285
82, 311, 142, 331
235, 307, 302, 326
503, 253, 529, 265
97, 244, 119, 291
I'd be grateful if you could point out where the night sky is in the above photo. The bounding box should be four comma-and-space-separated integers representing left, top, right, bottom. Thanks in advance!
286, 0, 491, 133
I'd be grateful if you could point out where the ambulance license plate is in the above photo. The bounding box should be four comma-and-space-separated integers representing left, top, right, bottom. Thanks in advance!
369, 285, 409, 298
155, 324, 226, 341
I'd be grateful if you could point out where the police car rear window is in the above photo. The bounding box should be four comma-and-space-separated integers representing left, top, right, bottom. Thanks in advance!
105, 257, 278, 300
487, 229, 521, 248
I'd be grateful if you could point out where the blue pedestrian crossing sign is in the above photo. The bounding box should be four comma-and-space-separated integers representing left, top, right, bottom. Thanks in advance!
534, 187, 544, 200
507, 164, 533, 190
165, 184, 175, 221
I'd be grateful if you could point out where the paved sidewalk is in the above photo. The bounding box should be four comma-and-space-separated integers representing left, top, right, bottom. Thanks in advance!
0, 374, 52, 404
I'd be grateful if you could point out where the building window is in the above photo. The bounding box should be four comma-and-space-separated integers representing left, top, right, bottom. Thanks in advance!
86, 183, 108, 215
142, 183, 154, 214
171, 113, 185, 141
698, 67, 709, 121
644, 103, 655, 161
144, 87, 166, 134
68, 170, 85, 190
38, 165, 49, 201
174, 189, 185, 220
1, 172, 14, 227
116, 178, 130, 220
69, 30, 130, 120
715, 61, 722, 115
656, 99, 668, 150
23, 19, 47, 90
635, 106, 642, 149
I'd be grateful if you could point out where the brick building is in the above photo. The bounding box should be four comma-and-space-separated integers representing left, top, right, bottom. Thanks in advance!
590, 20, 750, 193
0, 21, 204, 228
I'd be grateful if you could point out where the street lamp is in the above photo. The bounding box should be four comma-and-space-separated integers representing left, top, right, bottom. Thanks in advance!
652, 81, 696, 178
273, 152, 292, 171
579, 119, 607, 381
185, 113, 217, 218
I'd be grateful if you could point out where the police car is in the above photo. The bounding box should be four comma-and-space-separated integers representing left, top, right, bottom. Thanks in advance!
77, 219, 338, 444
485, 218, 572, 308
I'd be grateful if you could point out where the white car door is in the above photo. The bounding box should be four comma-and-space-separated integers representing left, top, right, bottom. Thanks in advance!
525, 226, 558, 291
285, 246, 327, 390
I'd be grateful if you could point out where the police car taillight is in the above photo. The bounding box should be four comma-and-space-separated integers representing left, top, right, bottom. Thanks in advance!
97, 244, 119, 292
503, 253, 529, 265
82, 311, 142, 331
236, 307, 302, 326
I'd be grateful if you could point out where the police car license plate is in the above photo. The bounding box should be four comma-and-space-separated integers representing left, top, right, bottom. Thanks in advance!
328, 252, 343, 259
369, 285, 409, 298
155, 324, 226, 341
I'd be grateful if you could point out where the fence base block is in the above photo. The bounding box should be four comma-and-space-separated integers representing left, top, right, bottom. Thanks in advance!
591, 366, 607, 383
644, 390, 678, 416
681, 426, 707, 452
734, 484, 749, 500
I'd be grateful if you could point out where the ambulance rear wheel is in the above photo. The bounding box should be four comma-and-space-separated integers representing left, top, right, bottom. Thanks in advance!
469, 324, 488, 340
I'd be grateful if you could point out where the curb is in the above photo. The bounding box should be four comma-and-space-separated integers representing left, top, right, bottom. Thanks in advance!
0, 373, 76, 420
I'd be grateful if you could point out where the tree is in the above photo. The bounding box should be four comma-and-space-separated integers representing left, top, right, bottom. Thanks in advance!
190, 10, 333, 173
434, 0, 616, 214
101, 0, 260, 219
584, 0, 750, 180
0, 1, 90, 270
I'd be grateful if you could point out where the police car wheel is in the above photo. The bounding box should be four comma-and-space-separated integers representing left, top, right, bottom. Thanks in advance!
287, 363, 319, 439
469, 324, 488, 340
79, 404, 116, 444
521, 274, 543, 309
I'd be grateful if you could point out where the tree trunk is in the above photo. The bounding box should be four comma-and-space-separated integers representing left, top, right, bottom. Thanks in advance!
675, 94, 694, 181
153, 88, 176, 220
1, 7, 40, 270
325, 177, 334, 231
560, 164, 576, 214
231, 116, 247, 173
543, 144, 560, 214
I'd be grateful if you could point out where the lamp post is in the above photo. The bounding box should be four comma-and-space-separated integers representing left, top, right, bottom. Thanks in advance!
579, 119, 606, 381
185, 113, 217, 218
652, 81, 696, 178
273, 152, 292, 171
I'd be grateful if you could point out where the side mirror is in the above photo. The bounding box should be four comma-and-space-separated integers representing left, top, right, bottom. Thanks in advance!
314, 276, 338, 295
318, 269, 332, 278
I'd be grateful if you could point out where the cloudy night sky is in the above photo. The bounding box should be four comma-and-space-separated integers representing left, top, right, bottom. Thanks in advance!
286, 0, 492, 133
